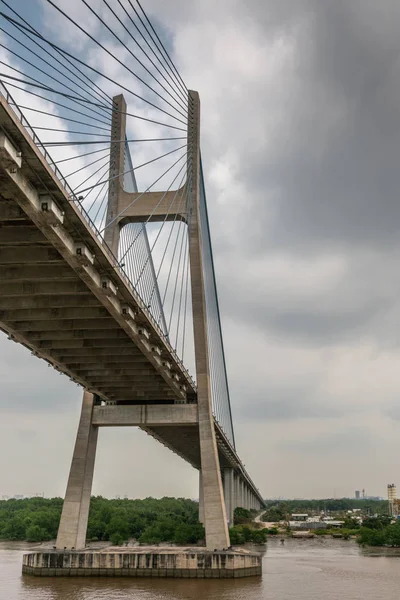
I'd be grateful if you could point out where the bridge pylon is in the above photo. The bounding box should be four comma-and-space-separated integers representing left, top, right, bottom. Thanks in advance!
55, 91, 230, 551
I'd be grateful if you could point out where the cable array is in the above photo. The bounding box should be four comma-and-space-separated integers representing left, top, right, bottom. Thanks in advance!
199, 158, 236, 447
0, 0, 235, 444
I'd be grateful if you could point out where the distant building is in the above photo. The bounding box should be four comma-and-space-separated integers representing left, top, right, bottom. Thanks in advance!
355, 490, 360, 500
291, 514, 308, 522
388, 484, 397, 516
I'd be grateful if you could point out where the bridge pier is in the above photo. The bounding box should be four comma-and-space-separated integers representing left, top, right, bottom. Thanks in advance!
187, 91, 230, 551
56, 391, 99, 550
238, 478, 243, 508
223, 468, 235, 525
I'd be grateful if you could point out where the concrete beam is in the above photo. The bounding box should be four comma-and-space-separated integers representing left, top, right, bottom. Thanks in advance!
0, 246, 62, 264
0, 294, 99, 309
75, 369, 158, 377
36, 339, 135, 349
91, 404, 198, 426
86, 382, 166, 390
26, 329, 129, 341
9, 319, 117, 332
118, 189, 187, 226
0, 200, 25, 220
53, 357, 143, 366
0, 307, 110, 321
49, 347, 142, 357
0, 281, 89, 296
0, 226, 47, 244
0, 265, 77, 282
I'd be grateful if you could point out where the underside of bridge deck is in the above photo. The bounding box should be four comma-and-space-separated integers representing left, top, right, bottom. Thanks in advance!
0, 97, 196, 405
0, 218, 178, 401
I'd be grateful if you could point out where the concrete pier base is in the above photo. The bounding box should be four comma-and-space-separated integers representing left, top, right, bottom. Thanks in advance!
22, 547, 262, 578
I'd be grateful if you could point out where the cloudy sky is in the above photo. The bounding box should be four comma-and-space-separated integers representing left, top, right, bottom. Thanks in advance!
2, 0, 400, 500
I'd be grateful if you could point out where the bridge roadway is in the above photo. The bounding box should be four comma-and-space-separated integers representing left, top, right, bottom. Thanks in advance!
0, 94, 264, 515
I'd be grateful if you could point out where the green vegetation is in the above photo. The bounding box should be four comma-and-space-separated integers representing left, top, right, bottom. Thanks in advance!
227, 508, 268, 545
0, 497, 63, 541
357, 516, 399, 546
358, 520, 400, 546
229, 525, 268, 545
362, 516, 391, 529
263, 498, 388, 518
0, 496, 205, 545
233, 507, 258, 525
314, 528, 359, 537
262, 506, 287, 522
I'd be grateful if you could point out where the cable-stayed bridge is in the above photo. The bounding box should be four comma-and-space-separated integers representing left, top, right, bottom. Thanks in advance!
0, 0, 264, 551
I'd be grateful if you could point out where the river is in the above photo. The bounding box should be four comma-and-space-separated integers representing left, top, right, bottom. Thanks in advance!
1, 538, 400, 600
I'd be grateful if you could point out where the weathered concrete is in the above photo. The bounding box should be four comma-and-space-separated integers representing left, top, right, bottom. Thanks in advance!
104, 94, 127, 256
223, 468, 235, 525
187, 91, 230, 550
22, 548, 262, 578
91, 404, 198, 427
56, 391, 99, 550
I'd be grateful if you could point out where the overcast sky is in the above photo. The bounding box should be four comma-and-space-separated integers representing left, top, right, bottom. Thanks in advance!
2, 0, 400, 500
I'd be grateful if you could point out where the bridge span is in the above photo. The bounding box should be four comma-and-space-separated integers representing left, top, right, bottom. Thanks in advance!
0, 85, 264, 550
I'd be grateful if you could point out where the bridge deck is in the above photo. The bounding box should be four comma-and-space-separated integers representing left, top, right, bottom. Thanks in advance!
0, 95, 195, 404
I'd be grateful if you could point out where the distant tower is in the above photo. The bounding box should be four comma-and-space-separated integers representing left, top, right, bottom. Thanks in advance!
388, 484, 397, 516
355, 490, 360, 500
362, 489, 365, 499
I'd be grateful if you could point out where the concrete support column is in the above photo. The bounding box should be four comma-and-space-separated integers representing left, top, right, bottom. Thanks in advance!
232, 472, 237, 511
223, 468, 235, 526
56, 391, 99, 549
104, 94, 126, 255
238, 479, 243, 508
188, 91, 229, 551
199, 470, 204, 524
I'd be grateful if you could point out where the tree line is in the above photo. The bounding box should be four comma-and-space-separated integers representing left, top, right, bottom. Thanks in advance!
262, 498, 388, 520
0, 496, 204, 545
0, 497, 268, 546
358, 516, 400, 546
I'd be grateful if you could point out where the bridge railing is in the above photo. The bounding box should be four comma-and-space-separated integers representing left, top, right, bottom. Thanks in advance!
0, 81, 196, 390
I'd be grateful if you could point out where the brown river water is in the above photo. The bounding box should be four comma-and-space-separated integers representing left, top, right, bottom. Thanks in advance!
1, 538, 400, 600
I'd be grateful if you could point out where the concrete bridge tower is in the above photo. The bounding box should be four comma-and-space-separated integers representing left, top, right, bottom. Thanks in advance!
56, 91, 230, 551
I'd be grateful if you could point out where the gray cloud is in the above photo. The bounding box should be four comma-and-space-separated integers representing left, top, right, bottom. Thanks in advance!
234, 385, 341, 421
3, 0, 400, 499
278, 426, 373, 456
